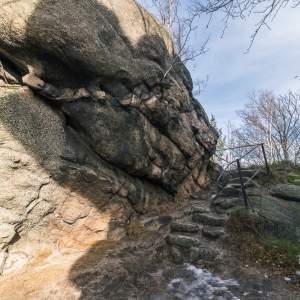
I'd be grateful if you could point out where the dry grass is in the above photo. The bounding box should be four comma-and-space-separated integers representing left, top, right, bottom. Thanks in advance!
256, 161, 300, 186
36, 249, 53, 259
228, 207, 300, 286
126, 216, 146, 237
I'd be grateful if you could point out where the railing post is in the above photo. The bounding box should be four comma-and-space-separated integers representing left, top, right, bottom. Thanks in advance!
261, 143, 271, 176
236, 159, 249, 209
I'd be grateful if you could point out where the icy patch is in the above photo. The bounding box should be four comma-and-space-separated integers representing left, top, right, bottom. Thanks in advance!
167, 264, 240, 300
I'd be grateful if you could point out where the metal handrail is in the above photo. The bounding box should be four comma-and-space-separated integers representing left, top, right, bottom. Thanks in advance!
217, 160, 237, 182
215, 143, 262, 151
215, 143, 271, 209
243, 166, 264, 186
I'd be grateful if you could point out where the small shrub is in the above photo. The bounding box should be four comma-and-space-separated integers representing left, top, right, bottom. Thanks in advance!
287, 173, 300, 186
262, 238, 300, 267
174, 192, 184, 203
228, 207, 264, 233
253, 161, 300, 186
126, 217, 146, 237
242, 237, 300, 270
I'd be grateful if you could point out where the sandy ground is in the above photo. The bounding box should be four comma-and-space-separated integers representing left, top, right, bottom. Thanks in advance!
1, 199, 300, 300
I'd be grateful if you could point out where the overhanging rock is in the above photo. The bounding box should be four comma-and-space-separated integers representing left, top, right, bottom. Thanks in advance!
0, 0, 217, 252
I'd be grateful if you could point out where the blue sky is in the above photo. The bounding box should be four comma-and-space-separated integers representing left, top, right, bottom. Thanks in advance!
138, 1, 300, 131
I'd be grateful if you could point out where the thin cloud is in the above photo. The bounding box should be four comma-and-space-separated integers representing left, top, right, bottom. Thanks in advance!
192, 5, 300, 129
136, 1, 300, 129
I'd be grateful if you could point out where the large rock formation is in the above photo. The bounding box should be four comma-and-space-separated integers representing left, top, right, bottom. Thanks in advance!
0, 0, 217, 253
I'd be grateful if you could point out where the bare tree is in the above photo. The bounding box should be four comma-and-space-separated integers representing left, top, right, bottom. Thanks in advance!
231, 90, 300, 164
138, 0, 210, 94
150, 1, 210, 69
191, 0, 300, 52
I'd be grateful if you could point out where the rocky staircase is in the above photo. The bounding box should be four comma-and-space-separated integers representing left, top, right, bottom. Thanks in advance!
164, 169, 260, 264
214, 168, 260, 213
164, 205, 228, 264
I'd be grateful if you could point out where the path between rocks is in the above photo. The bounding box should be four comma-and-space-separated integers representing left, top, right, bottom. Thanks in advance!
0, 173, 300, 299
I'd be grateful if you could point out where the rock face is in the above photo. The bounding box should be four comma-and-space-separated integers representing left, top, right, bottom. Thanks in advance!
0, 0, 217, 254
212, 171, 300, 241
269, 184, 300, 202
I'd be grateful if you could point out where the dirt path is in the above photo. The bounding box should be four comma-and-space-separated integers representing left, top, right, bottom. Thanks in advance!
0, 199, 299, 299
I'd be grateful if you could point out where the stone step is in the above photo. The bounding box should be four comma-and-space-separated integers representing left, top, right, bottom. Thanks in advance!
228, 177, 259, 188
170, 222, 199, 233
165, 234, 200, 248
212, 197, 243, 209
202, 225, 225, 239
192, 206, 209, 214
168, 245, 218, 264
229, 169, 259, 179
214, 206, 236, 215
192, 213, 229, 226
229, 177, 251, 184
218, 185, 241, 197
143, 216, 173, 231
183, 206, 208, 216
189, 246, 218, 262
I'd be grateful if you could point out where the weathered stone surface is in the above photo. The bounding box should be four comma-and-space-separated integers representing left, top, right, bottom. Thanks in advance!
22, 74, 44, 91
192, 213, 229, 226
170, 222, 199, 233
169, 246, 183, 264
199, 247, 218, 261
188, 246, 202, 262
214, 206, 236, 215
248, 193, 300, 240
192, 206, 208, 214
212, 197, 243, 209
165, 235, 200, 248
202, 226, 225, 239
269, 184, 300, 202
144, 216, 173, 231
0, 90, 173, 252
183, 210, 192, 216
218, 185, 241, 197
139, 239, 155, 249
2, 251, 30, 274
206, 160, 223, 181
22, 74, 62, 100
0, 0, 217, 253
229, 169, 260, 179
190, 192, 199, 199
212, 167, 300, 241
0, 224, 16, 249
246, 187, 263, 197
188, 246, 218, 262
229, 177, 259, 188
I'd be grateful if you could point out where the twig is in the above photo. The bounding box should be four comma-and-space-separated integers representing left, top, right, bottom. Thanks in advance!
0, 84, 22, 88
0, 61, 8, 84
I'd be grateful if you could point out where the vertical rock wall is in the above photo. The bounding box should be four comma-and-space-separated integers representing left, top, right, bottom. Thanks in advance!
0, 0, 217, 253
